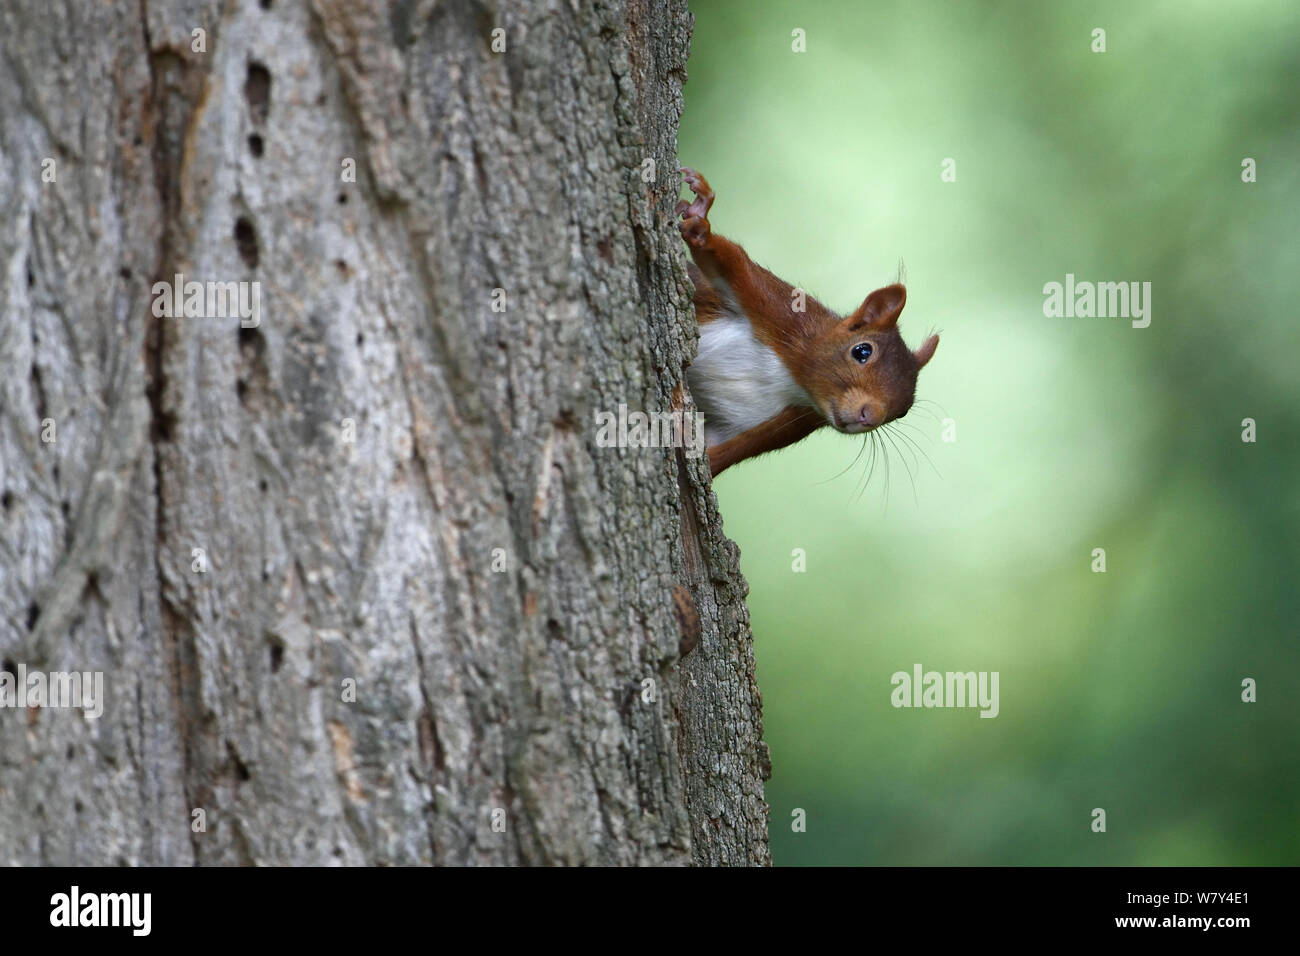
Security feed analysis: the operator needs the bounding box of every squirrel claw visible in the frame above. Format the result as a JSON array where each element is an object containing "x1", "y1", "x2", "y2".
[{"x1": 678, "y1": 166, "x2": 714, "y2": 221}]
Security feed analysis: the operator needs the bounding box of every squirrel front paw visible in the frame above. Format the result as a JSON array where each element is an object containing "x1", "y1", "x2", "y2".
[
  {"x1": 678, "y1": 213, "x2": 710, "y2": 247},
  {"x1": 677, "y1": 166, "x2": 714, "y2": 248},
  {"x1": 678, "y1": 167, "x2": 714, "y2": 218}
]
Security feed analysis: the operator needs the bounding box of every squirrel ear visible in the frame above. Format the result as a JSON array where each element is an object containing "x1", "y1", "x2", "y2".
[
  {"x1": 848, "y1": 284, "x2": 906, "y2": 329},
  {"x1": 914, "y1": 333, "x2": 939, "y2": 369}
]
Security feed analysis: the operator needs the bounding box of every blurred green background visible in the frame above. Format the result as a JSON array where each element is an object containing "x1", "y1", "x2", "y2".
[{"x1": 681, "y1": 0, "x2": 1299, "y2": 865}]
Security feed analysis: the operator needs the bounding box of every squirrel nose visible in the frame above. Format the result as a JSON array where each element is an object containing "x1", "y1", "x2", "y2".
[{"x1": 858, "y1": 405, "x2": 880, "y2": 428}]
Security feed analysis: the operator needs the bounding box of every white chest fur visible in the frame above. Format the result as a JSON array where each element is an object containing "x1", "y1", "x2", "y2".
[{"x1": 687, "y1": 315, "x2": 813, "y2": 445}]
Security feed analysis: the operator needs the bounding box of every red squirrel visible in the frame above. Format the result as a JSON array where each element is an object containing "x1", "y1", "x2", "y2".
[{"x1": 677, "y1": 167, "x2": 939, "y2": 478}]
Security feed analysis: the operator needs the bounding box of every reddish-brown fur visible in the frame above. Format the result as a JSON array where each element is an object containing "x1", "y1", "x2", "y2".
[{"x1": 678, "y1": 168, "x2": 939, "y2": 477}]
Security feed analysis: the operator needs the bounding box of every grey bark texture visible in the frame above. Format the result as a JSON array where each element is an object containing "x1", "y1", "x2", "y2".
[{"x1": 0, "y1": 0, "x2": 771, "y2": 865}]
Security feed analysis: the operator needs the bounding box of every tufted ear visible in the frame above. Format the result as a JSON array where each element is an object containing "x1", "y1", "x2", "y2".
[
  {"x1": 846, "y1": 283, "x2": 906, "y2": 330},
  {"x1": 914, "y1": 333, "x2": 939, "y2": 369}
]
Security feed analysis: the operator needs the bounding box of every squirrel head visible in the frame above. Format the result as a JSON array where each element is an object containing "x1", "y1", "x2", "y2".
[{"x1": 798, "y1": 284, "x2": 939, "y2": 434}]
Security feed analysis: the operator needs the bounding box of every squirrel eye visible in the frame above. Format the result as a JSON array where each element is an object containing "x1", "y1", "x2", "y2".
[{"x1": 851, "y1": 342, "x2": 873, "y2": 364}]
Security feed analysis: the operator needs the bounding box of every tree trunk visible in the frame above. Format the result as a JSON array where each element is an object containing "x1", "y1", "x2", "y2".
[{"x1": 0, "y1": 0, "x2": 770, "y2": 865}]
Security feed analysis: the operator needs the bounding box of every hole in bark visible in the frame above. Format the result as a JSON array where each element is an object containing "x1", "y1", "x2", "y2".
[
  {"x1": 66, "y1": 745, "x2": 74, "y2": 760},
  {"x1": 234, "y1": 216, "x2": 259, "y2": 268},
  {"x1": 60, "y1": 499, "x2": 70, "y2": 519},
  {"x1": 260, "y1": 0, "x2": 272, "y2": 9},
  {"x1": 356, "y1": 332, "x2": 364, "y2": 346},
  {"x1": 248, "y1": 133, "x2": 264, "y2": 157},
  {"x1": 418, "y1": 705, "x2": 445, "y2": 775},
  {"x1": 31, "y1": 364, "x2": 46, "y2": 418},
  {"x1": 154, "y1": 409, "x2": 177, "y2": 443},
  {"x1": 258, "y1": 478, "x2": 268, "y2": 493},
  {"x1": 243, "y1": 62, "x2": 271, "y2": 125},
  {"x1": 239, "y1": 324, "x2": 264, "y2": 358},
  {"x1": 337, "y1": 192, "x2": 347, "y2": 205},
  {"x1": 26, "y1": 261, "x2": 34, "y2": 287},
  {"x1": 269, "y1": 640, "x2": 284, "y2": 673},
  {"x1": 334, "y1": 259, "x2": 349, "y2": 277},
  {"x1": 227, "y1": 742, "x2": 251, "y2": 781},
  {"x1": 237, "y1": 326, "x2": 269, "y2": 411},
  {"x1": 1, "y1": 491, "x2": 11, "y2": 511},
  {"x1": 119, "y1": 268, "x2": 131, "y2": 281},
  {"x1": 24, "y1": 603, "x2": 39, "y2": 631},
  {"x1": 2, "y1": 658, "x2": 16, "y2": 675}
]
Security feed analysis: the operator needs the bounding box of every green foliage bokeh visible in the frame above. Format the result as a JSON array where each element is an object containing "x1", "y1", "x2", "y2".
[{"x1": 680, "y1": 0, "x2": 1300, "y2": 865}]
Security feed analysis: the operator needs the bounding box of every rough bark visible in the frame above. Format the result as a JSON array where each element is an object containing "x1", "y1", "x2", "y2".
[{"x1": 0, "y1": 0, "x2": 769, "y2": 865}]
